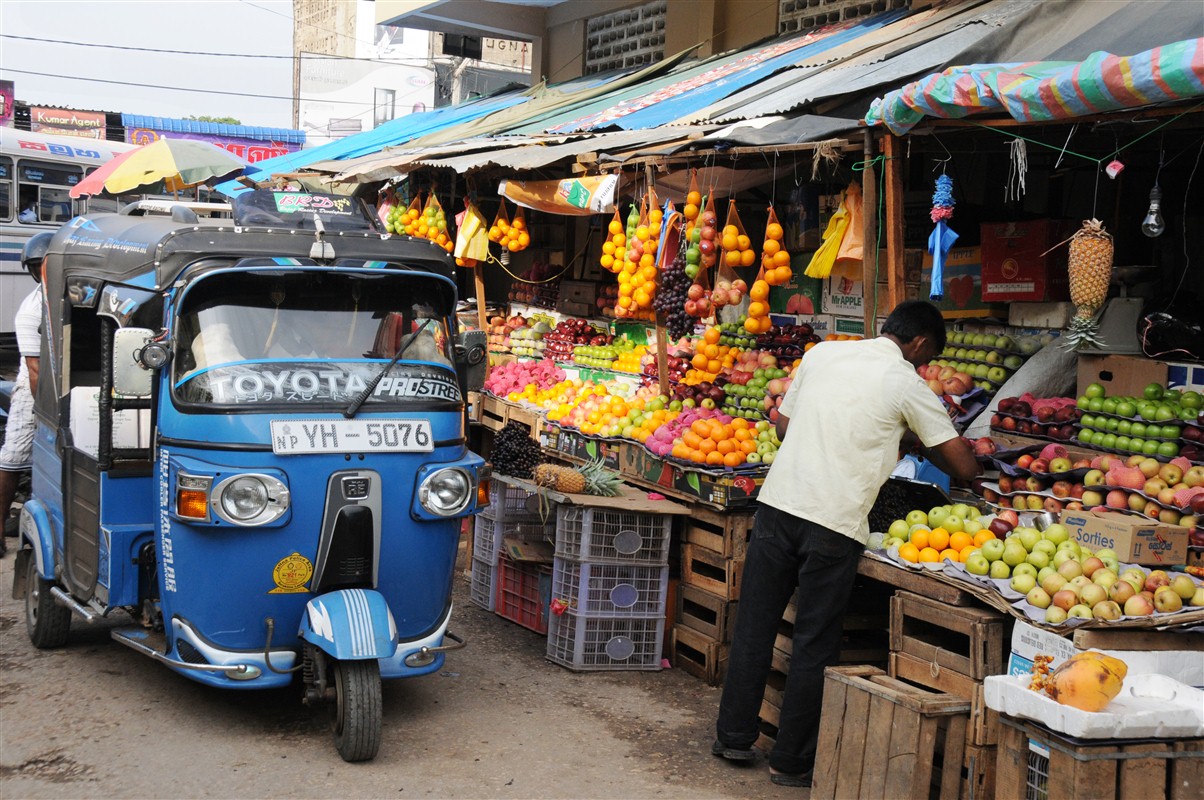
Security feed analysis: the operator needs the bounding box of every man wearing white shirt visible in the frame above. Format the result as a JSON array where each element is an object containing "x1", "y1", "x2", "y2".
[
  {"x1": 1, "y1": 233, "x2": 52, "y2": 555},
  {"x1": 712, "y1": 300, "x2": 978, "y2": 788}
]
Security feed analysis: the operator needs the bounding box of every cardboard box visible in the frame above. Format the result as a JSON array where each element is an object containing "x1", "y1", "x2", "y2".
[
  {"x1": 980, "y1": 220, "x2": 1071, "y2": 302},
  {"x1": 1077, "y1": 353, "x2": 1168, "y2": 397},
  {"x1": 820, "y1": 277, "x2": 918, "y2": 318},
  {"x1": 1009, "y1": 621, "x2": 1204, "y2": 687},
  {"x1": 1167, "y1": 361, "x2": 1204, "y2": 393},
  {"x1": 769, "y1": 256, "x2": 822, "y2": 315},
  {"x1": 920, "y1": 246, "x2": 993, "y2": 318},
  {"x1": 559, "y1": 280, "x2": 598, "y2": 305},
  {"x1": 1008, "y1": 301, "x2": 1074, "y2": 329},
  {"x1": 1058, "y1": 509, "x2": 1188, "y2": 566}
]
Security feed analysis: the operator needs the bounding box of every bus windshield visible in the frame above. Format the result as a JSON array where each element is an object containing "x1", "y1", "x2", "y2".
[{"x1": 173, "y1": 269, "x2": 458, "y2": 410}]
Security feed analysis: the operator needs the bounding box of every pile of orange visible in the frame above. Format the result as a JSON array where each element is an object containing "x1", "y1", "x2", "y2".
[
  {"x1": 744, "y1": 280, "x2": 772, "y2": 333},
  {"x1": 897, "y1": 527, "x2": 997, "y2": 564},
  {"x1": 687, "y1": 327, "x2": 739, "y2": 379},
  {"x1": 824, "y1": 333, "x2": 864, "y2": 342},
  {"x1": 670, "y1": 417, "x2": 759, "y2": 467},
  {"x1": 721, "y1": 224, "x2": 757, "y2": 269}
]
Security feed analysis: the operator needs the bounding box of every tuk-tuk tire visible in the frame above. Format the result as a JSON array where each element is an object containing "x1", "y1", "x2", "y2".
[
  {"x1": 332, "y1": 659, "x2": 382, "y2": 763},
  {"x1": 24, "y1": 552, "x2": 71, "y2": 649}
]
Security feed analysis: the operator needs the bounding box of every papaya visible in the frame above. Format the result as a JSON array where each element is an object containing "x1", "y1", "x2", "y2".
[{"x1": 1047, "y1": 651, "x2": 1127, "y2": 712}]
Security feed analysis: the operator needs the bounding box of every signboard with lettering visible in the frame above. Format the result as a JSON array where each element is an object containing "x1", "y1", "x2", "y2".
[
  {"x1": 126, "y1": 128, "x2": 299, "y2": 163},
  {"x1": 30, "y1": 106, "x2": 106, "y2": 139}
]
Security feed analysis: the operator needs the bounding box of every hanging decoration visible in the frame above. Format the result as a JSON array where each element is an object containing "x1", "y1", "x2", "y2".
[
  {"x1": 761, "y1": 206, "x2": 793, "y2": 286},
  {"x1": 927, "y1": 173, "x2": 958, "y2": 301},
  {"x1": 803, "y1": 190, "x2": 849, "y2": 279}
]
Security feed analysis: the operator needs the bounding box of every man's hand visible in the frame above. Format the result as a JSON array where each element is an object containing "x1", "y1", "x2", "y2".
[
  {"x1": 26, "y1": 356, "x2": 39, "y2": 395},
  {"x1": 926, "y1": 436, "x2": 979, "y2": 483}
]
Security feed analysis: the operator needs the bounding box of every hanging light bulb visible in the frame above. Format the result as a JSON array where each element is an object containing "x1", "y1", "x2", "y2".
[{"x1": 1141, "y1": 184, "x2": 1165, "y2": 238}]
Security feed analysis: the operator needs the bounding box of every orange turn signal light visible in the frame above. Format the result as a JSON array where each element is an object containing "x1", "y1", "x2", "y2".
[
  {"x1": 177, "y1": 489, "x2": 209, "y2": 519},
  {"x1": 477, "y1": 479, "x2": 491, "y2": 508}
]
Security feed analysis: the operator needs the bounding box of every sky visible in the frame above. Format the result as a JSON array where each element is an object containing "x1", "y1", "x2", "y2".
[{"x1": 0, "y1": 0, "x2": 299, "y2": 129}]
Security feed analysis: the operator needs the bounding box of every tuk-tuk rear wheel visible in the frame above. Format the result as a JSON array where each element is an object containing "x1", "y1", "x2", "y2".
[
  {"x1": 24, "y1": 552, "x2": 71, "y2": 649},
  {"x1": 332, "y1": 659, "x2": 382, "y2": 762}
]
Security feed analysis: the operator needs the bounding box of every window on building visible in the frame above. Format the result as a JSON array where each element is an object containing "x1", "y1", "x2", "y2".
[
  {"x1": 777, "y1": 0, "x2": 908, "y2": 35},
  {"x1": 374, "y1": 88, "x2": 397, "y2": 128}
]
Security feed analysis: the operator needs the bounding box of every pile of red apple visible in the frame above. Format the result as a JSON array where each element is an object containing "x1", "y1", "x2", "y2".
[
  {"x1": 755, "y1": 323, "x2": 820, "y2": 359},
  {"x1": 918, "y1": 364, "x2": 975, "y2": 397},
  {"x1": 542, "y1": 319, "x2": 607, "y2": 361},
  {"x1": 991, "y1": 396, "x2": 1082, "y2": 440}
]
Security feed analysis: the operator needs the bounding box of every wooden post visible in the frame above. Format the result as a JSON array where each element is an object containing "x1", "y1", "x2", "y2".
[
  {"x1": 883, "y1": 134, "x2": 905, "y2": 316},
  {"x1": 474, "y1": 265, "x2": 488, "y2": 334},
  {"x1": 862, "y1": 131, "x2": 879, "y2": 336}
]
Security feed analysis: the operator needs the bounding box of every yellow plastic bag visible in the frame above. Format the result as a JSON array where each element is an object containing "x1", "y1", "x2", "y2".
[
  {"x1": 833, "y1": 182, "x2": 864, "y2": 279},
  {"x1": 454, "y1": 200, "x2": 489, "y2": 266},
  {"x1": 803, "y1": 200, "x2": 849, "y2": 279}
]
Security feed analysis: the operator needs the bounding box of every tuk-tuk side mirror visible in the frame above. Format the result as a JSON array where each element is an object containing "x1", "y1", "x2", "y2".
[
  {"x1": 455, "y1": 331, "x2": 487, "y2": 394},
  {"x1": 113, "y1": 327, "x2": 160, "y2": 397}
]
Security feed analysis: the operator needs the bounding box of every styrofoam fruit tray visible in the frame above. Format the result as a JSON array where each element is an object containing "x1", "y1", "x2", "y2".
[{"x1": 984, "y1": 673, "x2": 1204, "y2": 739}]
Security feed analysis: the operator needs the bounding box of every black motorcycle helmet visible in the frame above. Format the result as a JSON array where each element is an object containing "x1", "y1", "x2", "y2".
[{"x1": 21, "y1": 232, "x2": 53, "y2": 284}]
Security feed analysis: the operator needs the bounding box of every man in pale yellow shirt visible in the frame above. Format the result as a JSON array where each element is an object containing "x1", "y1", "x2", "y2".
[{"x1": 713, "y1": 300, "x2": 978, "y2": 788}]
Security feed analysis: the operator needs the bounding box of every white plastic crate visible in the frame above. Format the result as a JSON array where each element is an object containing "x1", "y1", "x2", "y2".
[
  {"x1": 472, "y1": 514, "x2": 553, "y2": 564},
  {"x1": 545, "y1": 613, "x2": 664, "y2": 671},
  {"x1": 469, "y1": 556, "x2": 498, "y2": 612},
  {"x1": 482, "y1": 477, "x2": 550, "y2": 524},
  {"x1": 554, "y1": 505, "x2": 672, "y2": 565},
  {"x1": 551, "y1": 557, "x2": 668, "y2": 618}
]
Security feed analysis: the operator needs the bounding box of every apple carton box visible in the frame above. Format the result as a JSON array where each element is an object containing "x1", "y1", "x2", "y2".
[{"x1": 1058, "y1": 509, "x2": 1188, "y2": 566}]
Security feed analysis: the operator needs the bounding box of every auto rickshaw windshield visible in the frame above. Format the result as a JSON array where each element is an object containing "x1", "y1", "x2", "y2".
[{"x1": 172, "y1": 269, "x2": 459, "y2": 410}]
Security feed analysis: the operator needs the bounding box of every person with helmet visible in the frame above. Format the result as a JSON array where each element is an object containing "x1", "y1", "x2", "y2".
[{"x1": 0, "y1": 232, "x2": 53, "y2": 555}]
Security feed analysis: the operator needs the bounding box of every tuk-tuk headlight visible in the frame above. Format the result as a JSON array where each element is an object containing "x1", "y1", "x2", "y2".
[
  {"x1": 213, "y1": 474, "x2": 290, "y2": 526},
  {"x1": 418, "y1": 468, "x2": 473, "y2": 517}
]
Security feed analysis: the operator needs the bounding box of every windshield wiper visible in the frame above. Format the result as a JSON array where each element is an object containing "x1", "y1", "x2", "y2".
[{"x1": 343, "y1": 318, "x2": 435, "y2": 419}]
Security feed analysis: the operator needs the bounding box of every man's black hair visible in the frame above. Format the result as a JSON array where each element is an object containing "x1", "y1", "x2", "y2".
[{"x1": 881, "y1": 300, "x2": 946, "y2": 351}]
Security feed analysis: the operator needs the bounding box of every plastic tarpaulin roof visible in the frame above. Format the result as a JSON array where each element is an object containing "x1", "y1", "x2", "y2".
[
  {"x1": 543, "y1": 9, "x2": 908, "y2": 134},
  {"x1": 214, "y1": 92, "x2": 528, "y2": 195},
  {"x1": 866, "y1": 37, "x2": 1204, "y2": 135}
]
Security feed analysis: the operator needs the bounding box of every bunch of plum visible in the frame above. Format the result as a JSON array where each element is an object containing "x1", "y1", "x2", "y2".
[
  {"x1": 673, "y1": 380, "x2": 726, "y2": 409},
  {"x1": 642, "y1": 353, "x2": 689, "y2": 383},
  {"x1": 755, "y1": 323, "x2": 821, "y2": 358},
  {"x1": 542, "y1": 318, "x2": 607, "y2": 361}
]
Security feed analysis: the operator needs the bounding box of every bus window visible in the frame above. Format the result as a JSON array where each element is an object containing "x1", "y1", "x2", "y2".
[
  {"x1": 0, "y1": 156, "x2": 11, "y2": 220},
  {"x1": 18, "y1": 159, "x2": 81, "y2": 223}
]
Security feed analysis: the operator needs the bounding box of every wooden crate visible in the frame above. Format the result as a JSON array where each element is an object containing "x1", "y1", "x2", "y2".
[
  {"x1": 480, "y1": 395, "x2": 507, "y2": 432},
  {"x1": 971, "y1": 682, "x2": 1001, "y2": 747},
  {"x1": 858, "y1": 556, "x2": 976, "y2": 605},
  {"x1": 677, "y1": 584, "x2": 738, "y2": 643},
  {"x1": 891, "y1": 592, "x2": 1009, "y2": 683},
  {"x1": 995, "y1": 718, "x2": 1203, "y2": 800},
  {"x1": 964, "y1": 743, "x2": 996, "y2": 800},
  {"x1": 813, "y1": 665, "x2": 971, "y2": 800},
  {"x1": 683, "y1": 505, "x2": 755, "y2": 560},
  {"x1": 669, "y1": 623, "x2": 729, "y2": 686},
  {"x1": 681, "y1": 543, "x2": 742, "y2": 601}
]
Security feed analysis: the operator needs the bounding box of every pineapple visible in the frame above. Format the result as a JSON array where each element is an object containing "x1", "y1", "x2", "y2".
[
  {"x1": 532, "y1": 460, "x2": 622, "y2": 496},
  {"x1": 1063, "y1": 218, "x2": 1113, "y2": 350},
  {"x1": 533, "y1": 463, "x2": 586, "y2": 494}
]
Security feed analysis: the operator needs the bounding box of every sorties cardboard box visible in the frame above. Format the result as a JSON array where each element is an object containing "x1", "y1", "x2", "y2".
[{"x1": 1059, "y1": 509, "x2": 1188, "y2": 566}]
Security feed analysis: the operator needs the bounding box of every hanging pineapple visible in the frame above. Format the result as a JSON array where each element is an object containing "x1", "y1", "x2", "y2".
[{"x1": 1064, "y1": 218, "x2": 1114, "y2": 350}]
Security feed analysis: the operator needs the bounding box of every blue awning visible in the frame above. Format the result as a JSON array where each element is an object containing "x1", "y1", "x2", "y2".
[{"x1": 122, "y1": 114, "x2": 305, "y2": 144}]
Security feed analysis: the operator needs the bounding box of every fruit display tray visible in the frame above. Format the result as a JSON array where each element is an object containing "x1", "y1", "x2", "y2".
[{"x1": 984, "y1": 673, "x2": 1204, "y2": 739}]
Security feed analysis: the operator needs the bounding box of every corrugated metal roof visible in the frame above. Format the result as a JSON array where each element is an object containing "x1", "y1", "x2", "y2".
[{"x1": 122, "y1": 114, "x2": 306, "y2": 144}]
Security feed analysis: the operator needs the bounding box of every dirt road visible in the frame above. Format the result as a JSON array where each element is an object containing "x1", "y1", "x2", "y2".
[{"x1": 0, "y1": 551, "x2": 801, "y2": 799}]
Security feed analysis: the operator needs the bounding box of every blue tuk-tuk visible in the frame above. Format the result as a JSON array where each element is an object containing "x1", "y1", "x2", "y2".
[{"x1": 13, "y1": 191, "x2": 488, "y2": 761}]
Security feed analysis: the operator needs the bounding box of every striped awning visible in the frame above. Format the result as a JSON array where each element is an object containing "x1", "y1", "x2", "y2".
[{"x1": 865, "y1": 37, "x2": 1204, "y2": 135}]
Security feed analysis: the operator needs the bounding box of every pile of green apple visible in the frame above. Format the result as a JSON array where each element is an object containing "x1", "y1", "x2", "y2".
[{"x1": 993, "y1": 523, "x2": 1204, "y2": 623}]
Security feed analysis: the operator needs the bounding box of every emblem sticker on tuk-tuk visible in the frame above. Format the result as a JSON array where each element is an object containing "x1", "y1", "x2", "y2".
[{"x1": 270, "y1": 553, "x2": 314, "y2": 593}]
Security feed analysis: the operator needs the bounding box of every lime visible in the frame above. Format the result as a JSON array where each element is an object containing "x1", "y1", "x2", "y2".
[
  {"x1": 1143, "y1": 383, "x2": 1164, "y2": 401},
  {"x1": 1085, "y1": 383, "x2": 1106, "y2": 399},
  {"x1": 1157, "y1": 441, "x2": 1180, "y2": 458}
]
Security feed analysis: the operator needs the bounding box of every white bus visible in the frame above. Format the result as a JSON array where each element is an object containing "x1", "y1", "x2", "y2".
[{"x1": 0, "y1": 127, "x2": 134, "y2": 346}]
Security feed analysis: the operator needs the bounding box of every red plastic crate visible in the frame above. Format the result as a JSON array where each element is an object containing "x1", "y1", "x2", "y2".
[{"x1": 494, "y1": 554, "x2": 552, "y2": 634}]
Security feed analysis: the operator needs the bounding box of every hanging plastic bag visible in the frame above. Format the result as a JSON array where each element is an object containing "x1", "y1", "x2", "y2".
[
  {"x1": 683, "y1": 169, "x2": 702, "y2": 237},
  {"x1": 601, "y1": 208, "x2": 625, "y2": 273},
  {"x1": 832, "y1": 182, "x2": 864, "y2": 280},
  {"x1": 454, "y1": 199, "x2": 489, "y2": 267},
  {"x1": 488, "y1": 201, "x2": 511, "y2": 244},
  {"x1": 720, "y1": 199, "x2": 756, "y2": 272},
  {"x1": 422, "y1": 193, "x2": 453, "y2": 252},
  {"x1": 803, "y1": 195, "x2": 849, "y2": 279},
  {"x1": 377, "y1": 186, "x2": 398, "y2": 231},
  {"x1": 401, "y1": 194, "x2": 423, "y2": 237}
]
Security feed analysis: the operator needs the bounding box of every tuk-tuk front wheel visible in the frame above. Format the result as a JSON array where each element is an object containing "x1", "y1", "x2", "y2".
[
  {"x1": 332, "y1": 659, "x2": 382, "y2": 762},
  {"x1": 24, "y1": 552, "x2": 71, "y2": 649}
]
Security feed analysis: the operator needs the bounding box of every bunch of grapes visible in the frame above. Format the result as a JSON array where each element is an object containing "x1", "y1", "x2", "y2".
[
  {"x1": 654, "y1": 244, "x2": 694, "y2": 340},
  {"x1": 490, "y1": 422, "x2": 544, "y2": 479}
]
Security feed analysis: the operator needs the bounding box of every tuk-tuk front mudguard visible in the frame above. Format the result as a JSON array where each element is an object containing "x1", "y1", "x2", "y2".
[
  {"x1": 13, "y1": 500, "x2": 56, "y2": 590},
  {"x1": 299, "y1": 588, "x2": 398, "y2": 661}
]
